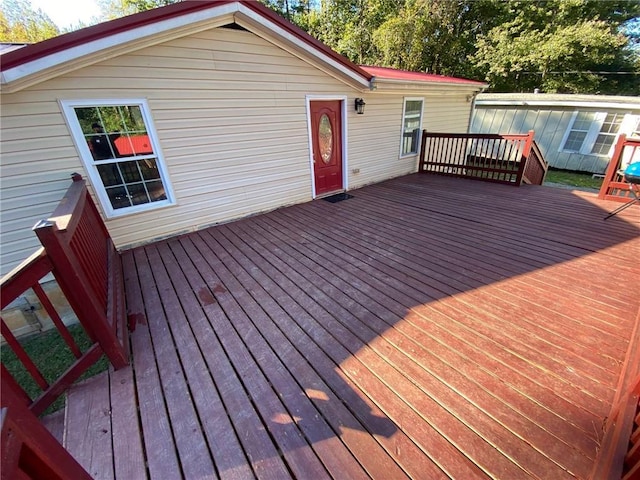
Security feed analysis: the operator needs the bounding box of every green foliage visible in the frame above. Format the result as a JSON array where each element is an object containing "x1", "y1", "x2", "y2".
[
  {"x1": 471, "y1": 0, "x2": 638, "y2": 94},
  {"x1": 75, "y1": 105, "x2": 147, "y2": 135},
  {"x1": 1, "y1": 324, "x2": 109, "y2": 415},
  {"x1": 260, "y1": 0, "x2": 316, "y2": 21},
  {"x1": 97, "y1": 0, "x2": 179, "y2": 20},
  {"x1": 301, "y1": 0, "x2": 639, "y2": 94},
  {"x1": 0, "y1": 0, "x2": 59, "y2": 42}
]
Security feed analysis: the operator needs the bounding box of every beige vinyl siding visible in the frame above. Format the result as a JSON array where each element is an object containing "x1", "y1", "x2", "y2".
[
  {"x1": 0, "y1": 97, "x2": 85, "y2": 273},
  {"x1": 0, "y1": 25, "x2": 477, "y2": 275},
  {"x1": 424, "y1": 94, "x2": 474, "y2": 133},
  {"x1": 349, "y1": 96, "x2": 404, "y2": 188},
  {"x1": 348, "y1": 93, "x2": 472, "y2": 189}
]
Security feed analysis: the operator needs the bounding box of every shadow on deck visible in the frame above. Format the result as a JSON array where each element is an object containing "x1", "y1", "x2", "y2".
[{"x1": 54, "y1": 174, "x2": 640, "y2": 479}]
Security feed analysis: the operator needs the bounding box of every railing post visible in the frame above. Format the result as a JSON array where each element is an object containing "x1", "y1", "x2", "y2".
[
  {"x1": 599, "y1": 134, "x2": 627, "y2": 200},
  {"x1": 515, "y1": 130, "x2": 535, "y2": 186},
  {"x1": 418, "y1": 129, "x2": 427, "y2": 173}
]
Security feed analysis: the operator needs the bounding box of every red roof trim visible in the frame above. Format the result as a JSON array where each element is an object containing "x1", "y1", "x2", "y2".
[
  {"x1": 360, "y1": 65, "x2": 486, "y2": 86},
  {"x1": 1, "y1": 0, "x2": 372, "y2": 82}
]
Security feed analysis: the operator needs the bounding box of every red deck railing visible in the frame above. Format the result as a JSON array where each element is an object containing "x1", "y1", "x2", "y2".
[
  {"x1": 590, "y1": 309, "x2": 640, "y2": 480},
  {"x1": 1, "y1": 174, "x2": 128, "y2": 416},
  {"x1": 1, "y1": 174, "x2": 130, "y2": 479},
  {"x1": 1, "y1": 386, "x2": 92, "y2": 480},
  {"x1": 418, "y1": 130, "x2": 548, "y2": 186},
  {"x1": 598, "y1": 134, "x2": 640, "y2": 203}
]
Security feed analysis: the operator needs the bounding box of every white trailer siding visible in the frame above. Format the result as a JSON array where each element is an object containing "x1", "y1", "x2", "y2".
[{"x1": 471, "y1": 94, "x2": 640, "y2": 174}]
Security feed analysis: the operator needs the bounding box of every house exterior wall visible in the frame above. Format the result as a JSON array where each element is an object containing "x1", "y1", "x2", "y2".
[
  {"x1": 470, "y1": 95, "x2": 640, "y2": 174},
  {"x1": 0, "y1": 26, "x2": 474, "y2": 276}
]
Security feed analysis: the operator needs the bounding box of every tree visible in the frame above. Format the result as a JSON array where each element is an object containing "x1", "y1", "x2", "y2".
[
  {"x1": 97, "y1": 0, "x2": 178, "y2": 20},
  {"x1": 304, "y1": 0, "x2": 400, "y2": 64},
  {"x1": 470, "y1": 0, "x2": 640, "y2": 94},
  {"x1": 0, "y1": 0, "x2": 59, "y2": 43},
  {"x1": 261, "y1": 0, "x2": 317, "y2": 21},
  {"x1": 373, "y1": 0, "x2": 499, "y2": 76},
  {"x1": 305, "y1": 0, "x2": 504, "y2": 77}
]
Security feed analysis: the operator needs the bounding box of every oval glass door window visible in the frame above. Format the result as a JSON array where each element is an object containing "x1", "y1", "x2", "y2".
[{"x1": 318, "y1": 114, "x2": 333, "y2": 164}]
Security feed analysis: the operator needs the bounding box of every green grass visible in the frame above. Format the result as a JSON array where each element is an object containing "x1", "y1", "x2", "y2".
[
  {"x1": 1, "y1": 323, "x2": 109, "y2": 415},
  {"x1": 544, "y1": 169, "x2": 603, "y2": 190}
]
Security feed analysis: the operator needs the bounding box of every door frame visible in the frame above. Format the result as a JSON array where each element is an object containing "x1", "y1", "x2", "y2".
[{"x1": 306, "y1": 95, "x2": 348, "y2": 198}]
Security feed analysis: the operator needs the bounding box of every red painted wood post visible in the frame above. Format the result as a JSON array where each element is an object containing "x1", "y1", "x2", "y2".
[
  {"x1": 1, "y1": 373, "x2": 93, "y2": 480},
  {"x1": 515, "y1": 130, "x2": 535, "y2": 186},
  {"x1": 599, "y1": 134, "x2": 627, "y2": 200},
  {"x1": 418, "y1": 129, "x2": 427, "y2": 172}
]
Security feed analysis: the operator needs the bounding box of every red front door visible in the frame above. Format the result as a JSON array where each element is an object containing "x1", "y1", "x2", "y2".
[{"x1": 311, "y1": 100, "x2": 343, "y2": 196}]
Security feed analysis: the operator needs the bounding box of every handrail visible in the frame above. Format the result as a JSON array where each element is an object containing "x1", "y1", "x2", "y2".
[
  {"x1": 419, "y1": 130, "x2": 547, "y2": 186},
  {"x1": 33, "y1": 174, "x2": 128, "y2": 368},
  {"x1": 599, "y1": 134, "x2": 640, "y2": 203},
  {"x1": 590, "y1": 308, "x2": 640, "y2": 479}
]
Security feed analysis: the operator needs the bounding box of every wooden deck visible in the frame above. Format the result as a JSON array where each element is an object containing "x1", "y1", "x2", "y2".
[{"x1": 52, "y1": 174, "x2": 640, "y2": 479}]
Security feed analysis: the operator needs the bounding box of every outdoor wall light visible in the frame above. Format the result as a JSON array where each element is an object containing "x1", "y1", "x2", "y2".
[{"x1": 355, "y1": 98, "x2": 366, "y2": 114}]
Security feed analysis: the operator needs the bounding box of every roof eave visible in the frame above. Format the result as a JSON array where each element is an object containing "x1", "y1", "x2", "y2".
[{"x1": 371, "y1": 77, "x2": 488, "y2": 93}]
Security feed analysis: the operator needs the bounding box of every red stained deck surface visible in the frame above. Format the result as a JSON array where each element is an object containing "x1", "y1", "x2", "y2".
[{"x1": 54, "y1": 174, "x2": 640, "y2": 479}]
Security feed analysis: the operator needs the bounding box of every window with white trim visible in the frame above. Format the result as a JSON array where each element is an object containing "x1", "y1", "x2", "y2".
[
  {"x1": 401, "y1": 98, "x2": 424, "y2": 156},
  {"x1": 590, "y1": 113, "x2": 625, "y2": 155},
  {"x1": 61, "y1": 100, "x2": 175, "y2": 218},
  {"x1": 562, "y1": 111, "x2": 594, "y2": 152},
  {"x1": 561, "y1": 111, "x2": 639, "y2": 157}
]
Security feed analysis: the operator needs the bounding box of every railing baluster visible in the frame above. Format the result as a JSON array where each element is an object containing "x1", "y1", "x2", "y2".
[
  {"x1": 31, "y1": 283, "x2": 82, "y2": 359},
  {"x1": 0, "y1": 318, "x2": 49, "y2": 390}
]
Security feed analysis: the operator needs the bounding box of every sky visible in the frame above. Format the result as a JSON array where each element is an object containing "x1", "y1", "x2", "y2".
[{"x1": 30, "y1": 0, "x2": 102, "y2": 29}]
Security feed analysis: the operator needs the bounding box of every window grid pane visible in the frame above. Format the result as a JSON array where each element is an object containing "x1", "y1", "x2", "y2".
[
  {"x1": 563, "y1": 112, "x2": 594, "y2": 152},
  {"x1": 564, "y1": 131, "x2": 587, "y2": 152},
  {"x1": 402, "y1": 100, "x2": 423, "y2": 155},
  {"x1": 73, "y1": 103, "x2": 168, "y2": 212},
  {"x1": 590, "y1": 113, "x2": 624, "y2": 155},
  {"x1": 591, "y1": 134, "x2": 615, "y2": 155}
]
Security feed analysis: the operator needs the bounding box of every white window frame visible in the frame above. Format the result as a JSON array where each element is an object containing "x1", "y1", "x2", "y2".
[
  {"x1": 400, "y1": 97, "x2": 424, "y2": 157},
  {"x1": 560, "y1": 110, "x2": 639, "y2": 157},
  {"x1": 60, "y1": 99, "x2": 175, "y2": 218}
]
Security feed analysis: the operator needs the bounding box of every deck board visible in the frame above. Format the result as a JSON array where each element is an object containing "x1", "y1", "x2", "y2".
[
  {"x1": 108, "y1": 365, "x2": 146, "y2": 480},
  {"x1": 123, "y1": 250, "x2": 182, "y2": 480},
  {"x1": 61, "y1": 174, "x2": 639, "y2": 479},
  {"x1": 65, "y1": 371, "x2": 114, "y2": 480}
]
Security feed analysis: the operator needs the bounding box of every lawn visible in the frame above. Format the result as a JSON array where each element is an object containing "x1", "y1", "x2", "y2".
[
  {"x1": 1, "y1": 323, "x2": 109, "y2": 415},
  {"x1": 544, "y1": 168, "x2": 604, "y2": 190}
]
